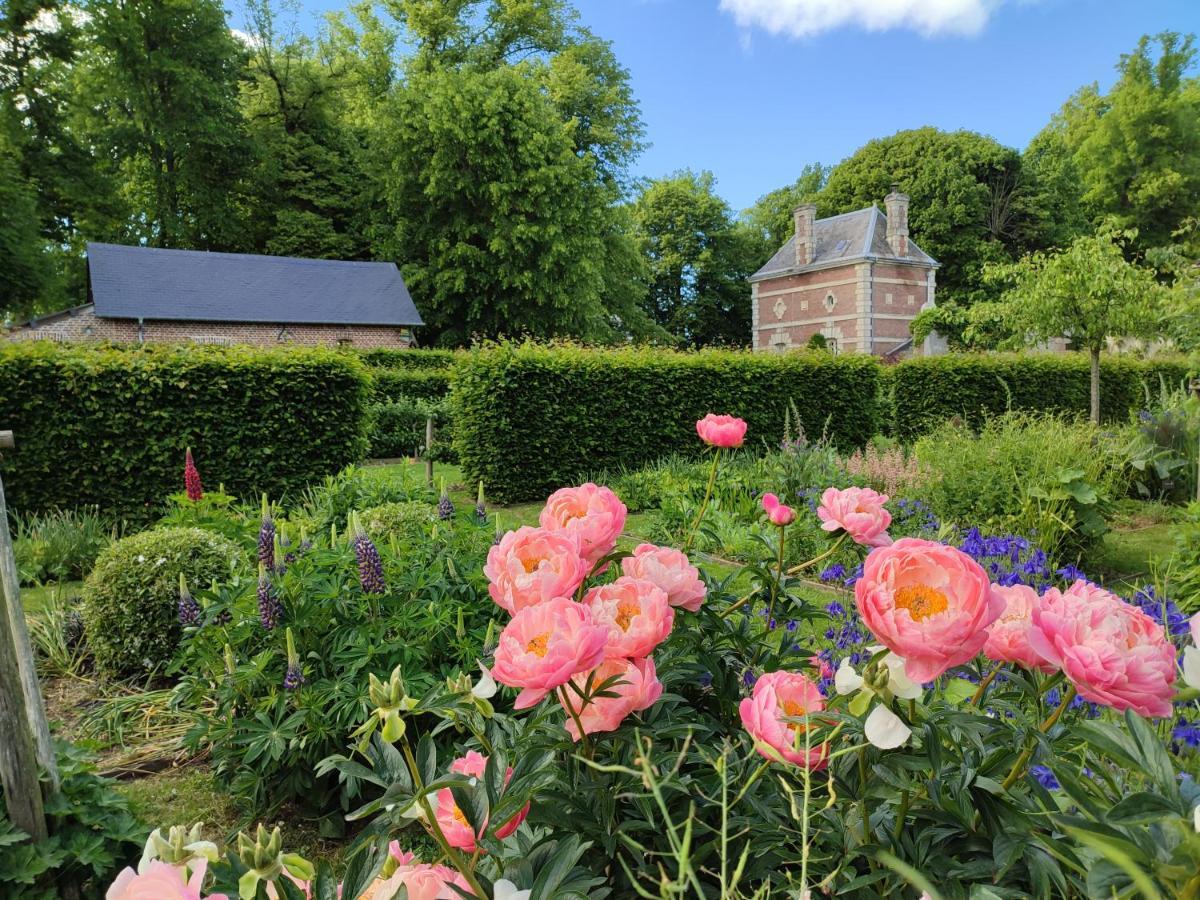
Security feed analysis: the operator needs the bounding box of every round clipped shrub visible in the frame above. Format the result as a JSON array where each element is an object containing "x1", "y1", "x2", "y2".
[
  {"x1": 360, "y1": 500, "x2": 435, "y2": 541},
  {"x1": 82, "y1": 526, "x2": 241, "y2": 678}
]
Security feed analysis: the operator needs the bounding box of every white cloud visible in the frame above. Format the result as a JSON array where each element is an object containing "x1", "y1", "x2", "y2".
[
  {"x1": 719, "y1": 0, "x2": 1007, "y2": 39},
  {"x1": 230, "y1": 28, "x2": 263, "y2": 48}
]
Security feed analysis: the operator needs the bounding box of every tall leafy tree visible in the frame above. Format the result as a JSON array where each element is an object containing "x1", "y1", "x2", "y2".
[
  {"x1": 632, "y1": 170, "x2": 761, "y2": 347},
  {"x1": 1038, "y1": 32, "x2": 1200, "y2": 254},
  {"x1": 0, "y1": 114, "x2": 49, "y2": 317},
  {"x1": 241, "y1": 0, "x2": 371, "y2": 259},
  {"x1": 743, "y1": 163, "x2": 829, "y2": 247},
  {"x1": 76, "y1": 0, "x2": 253, "y2": 249},
  {"x1": 971, "y1": 232, "x2": 1167, "y2": 423}
]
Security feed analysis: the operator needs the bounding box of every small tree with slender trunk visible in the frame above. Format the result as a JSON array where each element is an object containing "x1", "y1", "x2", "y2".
[{"x1": 971, "y1": 231, "x2": 1166, "y2": 423}]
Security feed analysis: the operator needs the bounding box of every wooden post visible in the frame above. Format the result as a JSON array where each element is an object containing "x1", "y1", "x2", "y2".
[
  {"x1": 424, "y1": 417, "x2": 435, "y2": 487},
  {"x1": 0, "y1": 430, "x2": 59, "y2": 793},
  {"x1": 0, "y1": 434, "x2": 48, "y2": 839}
]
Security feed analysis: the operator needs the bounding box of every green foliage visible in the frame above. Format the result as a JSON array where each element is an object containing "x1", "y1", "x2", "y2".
[
  {"x1": 890, "y1": 352, "x2": 1192, "y2": 441},
  {"x1": 359, "y1": 348, "x2": 457, "y2": 370},
  {"x1": 630, "y1": 169, "x2": 764, "y2": 346},
  {"x1": 1040, "y1": 32, "x2": 1200, "y2": 254},
  {"x1": 1172, "y1": 503, "x2": 1200, "y2": 609},
  {"x1": 0, "y1": 117, "x2": 52, "y2": 319},
  {"x1": 13, "y1": 507, "x2": 114, "y2": 585},
  {"x1": 0, "y1": 342, "x2": 371, "y2": 518},
  {"x1": 915, "y1": 413, "x2": 1128, "y2": 557},
  {"x1": 452, "y1": 342, "x2": 880, "y2": 503},
  {"x1": 367, "y1": 398, "x2": 455, "y2": 462},
  {"x1": 358, "y1": 500, "x2": 435, "y2": 541},
  {"x1": 0, "y1": 742, "x2": 145, "y2": 899},
  {"x1": 295, "y1": 464, "x2": 432, "y2": 536},
  {"x1": 368, "y1": 368, "x2": 451, "y2": 403},
  {"x1": 174, "y1": 511, "x2": 498, "y2": 815},
  {"x1": 742, "y1": 162, "x2": 829, "y2": 247},
  {"x1": 82, "y1": 526, "x2": 241, "y2": 678},
  {"x1": 1121, "y1": 382, "x2": 1200, "y2": 503}
]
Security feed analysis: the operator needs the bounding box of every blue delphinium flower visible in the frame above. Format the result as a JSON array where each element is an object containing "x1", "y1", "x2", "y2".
[
  {"x1": 820, "y1": 565, "x2": 846, "y2": 583},
  {"x1": 1031, "y1": 766, "x2": 1060, "y2": 790},
  {"x1": 741, "y1": 670, "x2": 757, "y2": 687},
  {"x1": 1172, "y1": 719, "x2": 1200, "y2": 750}
]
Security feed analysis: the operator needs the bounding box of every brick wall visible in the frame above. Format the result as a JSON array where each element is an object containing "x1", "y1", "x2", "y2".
[{"x1": 4, "y1": 306, "x2": 415, "y2": 349}]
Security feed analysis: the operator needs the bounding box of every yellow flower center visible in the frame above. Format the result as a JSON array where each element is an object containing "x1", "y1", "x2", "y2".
[
  {"x1": 453, "y1": 804, "x2": 469, "y2": 828},
  {"x1": 614, "y1": 599, "x2": 641, "y2": 631},
  {"x1": 781, "y1": 700, "x2": 808, "y2": 718},
  {"x1": 521, "y1": 555, "x2": 545, "y2": 574},
  {"x1": 525, "y1": 633, "x2": 550, "y2": 657},
  {"x1": 894, "y1": 583, "x2": 949, "y2": 621}
]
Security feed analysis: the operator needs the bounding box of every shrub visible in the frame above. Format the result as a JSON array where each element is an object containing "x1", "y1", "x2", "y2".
[
  {"x1": 366, "y1": 398, "x2": 456, "y2": 462},
  {"x1": 891, "y1": 352, "x2": 1192, "y2": 441},
  {"x1": 452, "y1": 342, "x2": 880, "y2": 503},
  {"x1": 368, "y1": 368, "x2": 452, "y2": 403},
  {"x1": 82, "y1": 526, "x2": 242, "y2": 678},
  {"x1": 359, "y1": 348, "x2": 457, "y2": 370},
  {"x1": 359, "y1": 500, "x2": 435, "y2": 541},
  {"x1": 915, "y1": 412, "x2": 1128, "y2": 559},
  {"x1": 1172, "y1": 502, "x2": 1200, "y2": 610},
  {"x1": 0, "y1": 342, "x2": 371, "y2": 519},
  {"x1": 13, "y1": 506, "x2": 115, "y2": 585}
]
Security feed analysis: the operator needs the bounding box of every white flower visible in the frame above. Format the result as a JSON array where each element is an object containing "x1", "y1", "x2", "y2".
[
  {"x1": 880, "y1": 653, "x2": 922, "y2": 700},
  {"x1": 493, "y1": 879, "x2": 532, "y2": 900},
  {"x1": 471, "y1": 662, "x2": 497, "y2": 699},
  {"x1": 835, "y1": 658, "x2": 864, "y2": 695},
  {"x1": 135, "y1": 554, "x2": 146, "y2": 563},
  {"x1": 864, "y1": 704, "x2": 911, "y2": 750},
  {"x1": 1184, "y1": 646, "x2": 1200, "y2": 691}
]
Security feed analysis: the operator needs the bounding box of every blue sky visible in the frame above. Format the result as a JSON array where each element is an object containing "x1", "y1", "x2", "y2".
[{"x1": 265, "y1": 0, "x2": 1199, "y2": 211}]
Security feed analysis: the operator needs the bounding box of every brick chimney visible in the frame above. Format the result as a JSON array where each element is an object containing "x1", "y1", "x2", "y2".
[
  {"x1": 793, "y1": 203, "x2": 816, "y2": 267},
  {"x1": 884, "y1": 185, "x2": 909, "y2": 257}
]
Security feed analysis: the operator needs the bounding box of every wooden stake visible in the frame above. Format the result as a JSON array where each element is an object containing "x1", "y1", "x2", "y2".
[
  {"x1": 0, "y1": 429, "x2": 59, "y2": 793},
  {"x1": 425, "y1": 417, "x2": 435, "y2": 487}
]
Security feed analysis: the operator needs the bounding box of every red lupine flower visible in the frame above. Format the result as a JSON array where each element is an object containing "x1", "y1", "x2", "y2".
[{"x1": 184, "y1": 448, "x2": 203, "y2": 501}]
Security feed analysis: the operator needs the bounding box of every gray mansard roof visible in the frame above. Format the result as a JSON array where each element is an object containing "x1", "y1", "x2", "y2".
[
  {"x1": 86, "y1": 243, "x2": 423, "y2": 327},
  {"x1": 750, "y1": 206, "x2": 937, "y2": 282}
]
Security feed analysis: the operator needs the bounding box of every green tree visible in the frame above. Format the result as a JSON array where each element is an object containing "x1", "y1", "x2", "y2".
[
  {"x1": 820, "y1": 127, "x2": 1031, "y2": 308},
  {"x1": 377, "y1": 64, "x2": 613, "y2": 344},
  {"x1": 972, "y1": 232, "x2": 1167, "y2": 423},
  {"x1": 241, "y1": 0, "x2": 371, "y2": 260},
  {"x1": 743, "y1": 162, "x2": 829, "y2": 247},
  {"x1": 0, "y1": 116, "x2": 49, "y2": 318},
  {"x1": 76, "y1": 0, "x2": 254, "y2": 249},
  {"x1": 631, "y1": 170, "x2": 761, "y2": 347},
  {"x1": 1038, "y1": 32, "x2": 1200, "y2": 254}
]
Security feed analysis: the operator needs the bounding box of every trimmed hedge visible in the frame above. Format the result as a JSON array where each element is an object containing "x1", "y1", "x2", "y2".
[
  {"x1": 0, "y1": 343, "x2": 371, "y2": 518},
  {"x1": 369, "y1": 368, "x2": 452, "y2": 403},
  {"x1": 452, "y1": 343, "x2": 881, "y2": 503},
  {"x1": 891, "y1": 353, "x2": 1193, "y2": 441},
  {"x1": 367, "y1": 398, "x2": 456, "y2": 462},
  {"x1": 359, "y1": 348, "x2": 457, "y2": 370}
]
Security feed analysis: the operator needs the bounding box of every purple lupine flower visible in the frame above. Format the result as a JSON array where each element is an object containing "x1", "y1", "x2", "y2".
[
  {"x1": 353, "y1": 531, "x2": 386, "y2": 594},
  {"x1": 438, "y1": 493, "x2": 455, "y2": 521},
  {"x1": 258, "y1": 495, "x2": 276, "y2": 572},
  {"x1": 178, "y1": 575, "x2": 201, "y2": 627},
  {"x1": 257, "y1": 566, "x2": 282, "y2": 630}
]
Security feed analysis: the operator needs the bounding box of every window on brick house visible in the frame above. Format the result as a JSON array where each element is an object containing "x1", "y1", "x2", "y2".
[
  {"x1": 190, "y1": 335, "x2": 231, "y2": 346},
  {"x1": 338, "y1": 338, "x2": 354, "y2": 348},
  {"x1": 823, "y1": 292, "x2": 836, "y2": 311}
]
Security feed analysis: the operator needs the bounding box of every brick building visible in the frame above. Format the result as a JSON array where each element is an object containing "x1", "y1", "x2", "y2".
[
  {"x1": 749, "y1": 189, "x2": 942, "y2": 357},
  {"x1": 5, "y1": 243, "x2": 424, "y2": 348}
]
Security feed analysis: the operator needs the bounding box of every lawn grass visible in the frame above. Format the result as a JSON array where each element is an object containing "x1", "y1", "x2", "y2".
[{"x1": 20, "y1": 579, "x2": 84, "y2": 617}]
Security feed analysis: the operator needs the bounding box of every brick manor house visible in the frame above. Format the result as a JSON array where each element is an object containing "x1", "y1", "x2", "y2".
[
  {"x1": 749, "y1": 188, "x2": 942, "y2": 357},
  {"x1": 5, "y1": 243, "x2": 424, "y2": 349}
]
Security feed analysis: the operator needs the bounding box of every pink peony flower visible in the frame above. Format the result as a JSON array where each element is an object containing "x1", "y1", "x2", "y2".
[
  {"x1": 620, "y1": 543, "x2": 706, "y2": 612},
  {"x1": 491, "y1": 597, "x2": 608, "y2": 709},
  {"x1": 484, "y1": 526, "x2": 589, "y2": 615},
  {"x1": 107, "y1": 860, "x2": 226, "y2": 900},
  {"x1": 739, "y1": 671, "x2": 827, "y2": 769},
  {"x1": 810, "y1": 655, "x2": 835, "y2": 680},
  {"x1": 696, "y1": 414, "x2": 747, "y2": 448},
  {"x1": 365, "y1": 855, "x2": 471, "y2": 900},
  {"x1": 855, "y1": 538, "x2": 1003, "y2": 683},
  {"x1": 984, "y1": 584, "x2": 1052, "y2": 672},
  {"x1": 1028, "y1": 580, "x2": 1177, "y2": 718},
  {"x1": 761, "y1": 492, "x2": 796, "y2": 526},
  {"x1": 584, "y1": 577, "x2": 674, "y2": 659},
  {"x1": 539, "y1": 483, "x2": 627, "y2": 567},
  {"x1": 559, "y1": 656, "x2": 663, "y2": 741},
  {"x1": 816, "y1": 487, "x2": 893, "y2": 548},
  {"x1": 435, "y1": 751, "x2": 529, "y2": 851}
]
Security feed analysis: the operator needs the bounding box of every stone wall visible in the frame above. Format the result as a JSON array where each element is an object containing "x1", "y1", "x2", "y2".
[{"x1": 5, "y1": 305, "x2": 415, "y2": 349}]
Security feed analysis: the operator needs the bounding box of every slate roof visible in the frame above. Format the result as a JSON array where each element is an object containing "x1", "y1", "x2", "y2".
[
  {"x1": 86, "y1": 243, "x2": 423, "y2": 327},
  {"x1": 750, "y1": 206, "x2": 937, "y2": 281}
]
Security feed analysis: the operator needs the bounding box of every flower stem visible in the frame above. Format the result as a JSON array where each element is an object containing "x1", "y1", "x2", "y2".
[
  {"x1": 785, "y1": 532, "x2": 848, "y2": 575},
  {"x1": 559, "y1": 685, "x2": 591, "y2": 754},
  {"x1": 970, "y1": 664, "x2": 1001, "y2": 706},
  {"x1": 858, "y1": 746, "x2": 872, "y2": 849},
  {"x1": 1000, "y1": 684, "x2": 1077, "y2": 791},
  {"x1": 753, "y1": 524, "x2": 788, "y2": 667},
  {"x1": 683, "y1": 449, "x2": 721, "y2": 553}
]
